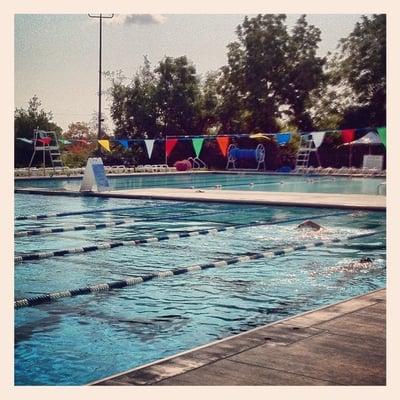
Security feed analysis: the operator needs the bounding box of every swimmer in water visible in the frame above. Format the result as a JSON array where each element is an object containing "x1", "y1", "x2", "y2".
[{"x1": 296, "y1": 220, "x2": 323, "y2": 231}]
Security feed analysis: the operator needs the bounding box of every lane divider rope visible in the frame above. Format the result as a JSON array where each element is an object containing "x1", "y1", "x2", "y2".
[
  {"x1": 14, "y1": 203, "x2": 182, "y2": 221},
  {"x1": 14, "y1": 230, "x2": 384, "y2": 309},
  {"x1": 14, "y1": 211, "x2": 351, "y2": 263},
  {"x1": 14, "y1": 219, "x2": 135, "y2": 238},
  {"x1": 14, "y1": 205, "x2": 267, "y2": 244}
]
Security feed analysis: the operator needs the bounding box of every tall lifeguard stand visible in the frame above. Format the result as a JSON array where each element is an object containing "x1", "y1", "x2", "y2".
[{"x1": 28, "y1": 128, "x2": 64, "y2": 172}]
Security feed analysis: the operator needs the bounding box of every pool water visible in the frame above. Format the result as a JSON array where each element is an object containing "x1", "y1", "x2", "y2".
[
  {"x1": 15, "y1": 173, "x2": 385, "y2": 195},
  {"x1": 14, "y1": 194, "x2": 386, "y2": 385}
]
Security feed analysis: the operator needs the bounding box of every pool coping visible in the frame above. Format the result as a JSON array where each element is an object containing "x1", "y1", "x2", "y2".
[
  {"x1": 14, "y1": 187, "x2": 386, "y2": 211},
  {"x1": 90, "y1": 287, "x2": 386, "y2": 386},
  {"x1": 14, "y1": 170, "x2": 386, "y2": 180}
]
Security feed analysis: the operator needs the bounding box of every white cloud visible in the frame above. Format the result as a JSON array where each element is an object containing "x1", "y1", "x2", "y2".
[{"x1": 109, "y1": 14, "x2": 167, "y2": 25}]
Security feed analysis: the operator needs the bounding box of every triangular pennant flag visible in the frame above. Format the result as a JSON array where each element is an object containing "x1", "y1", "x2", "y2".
[
  {"x1": 341, "y1": 129, "x2": 356, "y2": 144},
  {"x1": 144, "y1": 139, "x2": 155, "y2": 158},
  {"x1": 17, "y1": 138, "x2": 33, "y2": 144},
  {"x1": 311, "y1": 131, "x2": 326, "y2": 148},
  {"x1": 165, "y1": 138, "x2": 178, "y2": 158},
  {"x1": 216, "y1": 136, "x2": 230, "y2": 157},
  {"x1": 192, "y1": 138, "x2": 204, "y2": 158},
  {"x1": 277, "y1": 133, "x2": 291, "y2": 145},
  {"x1": 98, "y1": 139, "x2": 111, "y2": 152},
  {"x1": 118, "y1": 139, "x2": 129, "y2": 149},
  {"x1": 59, "y1": 139, "x2": 72, "y2": 145},
  {"x1": 37, "y1": 137, "x2": 52, "y2": 145},
  {"x1": 377, "y1": 127, "x2": 386, "y2": 147}
]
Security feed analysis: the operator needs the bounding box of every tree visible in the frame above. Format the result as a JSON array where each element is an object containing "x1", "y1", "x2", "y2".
[
  {"x1": 60, "y1": 121, "x2": 97, "y2": 167},
  {"x1": 107, "y1": 58, "x2": 160, "y2": 138},
  {"x1": 216, "y1": 42, "x2": 249, "y2": 133},
  {"x1": 154, "y1": 56, "x2": 202, "y2": 136},
  {"x1": 198, "y1": 71, "x2": 222, "y2": 133},
  {"x1": 14, "y1": 95, "x2": 62, "y2": 167},
  {"x1": 219, "y1": 14, "x2": 324, "y2": 133},
  {"x1": 283, "y1": 15, "x2": 325, "y2": 130},
  {"x1": 331, "y1": 14, "x2": 386, "y2": 127}
]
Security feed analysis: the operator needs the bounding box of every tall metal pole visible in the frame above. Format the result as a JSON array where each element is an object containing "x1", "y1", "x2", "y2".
[
  {"x1": 98, "y1": 14, "x2": 102, "y2": 148},
  {"x1": 88, "y1": 13, "x2": 114, "y2": 155}
]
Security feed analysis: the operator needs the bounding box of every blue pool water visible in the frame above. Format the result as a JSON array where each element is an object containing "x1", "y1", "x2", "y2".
[
  {"x1": 15, "y1": 172, "x2": 385, "y2": 195},
  {"x1": 14, "y1": 193, "x2": 386, "y2": 385}
]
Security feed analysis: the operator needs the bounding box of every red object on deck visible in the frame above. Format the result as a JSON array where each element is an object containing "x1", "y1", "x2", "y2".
[{"x1": 174, "y1": 159, "x2": 192, "y2": 171}]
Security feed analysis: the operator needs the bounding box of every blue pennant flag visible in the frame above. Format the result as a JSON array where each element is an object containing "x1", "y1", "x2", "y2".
[
  {"x1": 118, "y1": 139, "x2": 129, "y2": 149},
  {"x1": 277, "y1": 133, "x2": 291, "y2": 146}
]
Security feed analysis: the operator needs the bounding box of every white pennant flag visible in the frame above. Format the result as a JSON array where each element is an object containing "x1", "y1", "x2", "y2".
[
  {"x1": 311, "y1": 131, "x2": 326, "y2": 148},
  {"x1": 144, "y1": 139, "x2": 155, "y2": 159}
]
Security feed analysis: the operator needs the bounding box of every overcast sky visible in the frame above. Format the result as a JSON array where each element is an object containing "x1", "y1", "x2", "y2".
[{"x1": 15, "y1": 14, "x2": 364, "y2": 131}]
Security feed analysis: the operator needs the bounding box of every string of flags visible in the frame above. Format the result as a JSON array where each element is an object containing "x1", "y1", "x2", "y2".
[{"x1": 17, "y1": 126, "x2": 386, "y2": 159}]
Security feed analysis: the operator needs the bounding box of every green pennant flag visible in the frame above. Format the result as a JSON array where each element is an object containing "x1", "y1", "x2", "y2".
[
  {"x1": 192, "y1": 138, "x2": 204, "y2": 158},
  {"x1": 377, "y1": 127, "x2": 386, "y2": 147}
]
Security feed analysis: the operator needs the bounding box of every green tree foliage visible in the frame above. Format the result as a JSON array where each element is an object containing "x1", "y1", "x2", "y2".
[
  {"x1": 14, "y1": 96, "x2": 62, "y2": 167},
  {"x1": 107, "y1": 60, "x2": 159, "y2": 138},
  {"x1": 329, "y1": 14, "x2": 386, "y2": 127},
  {"x1": 214, "y1": 14, "x2": 324, "y2": 133},
  {"x1": 283, "y1": 15, "x2": 325, "y2": 130},
  {"x1": 60, "y1": 121, "x2": 97, "y2": 167},
  {"x1": 216, "y1": 42, "x2": 248, "y2": 133},
  {"x1": 106, "y1": 13, "x2": 385, "y2": 149},
  {"x1": 154, "y1": 56, "x2": 202, "y2": 136}
]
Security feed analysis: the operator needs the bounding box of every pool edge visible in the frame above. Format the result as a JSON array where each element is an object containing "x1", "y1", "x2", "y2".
[{"x1": 89, "y1": 287, "x2": 386, "y2": 386}]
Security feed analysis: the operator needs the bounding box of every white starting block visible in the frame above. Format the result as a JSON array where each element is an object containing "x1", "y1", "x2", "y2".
[
  {"x1": 363, "y1": 155, "x2": 384, "y2": 170},
  {"x1": 80, "y1": 158, "x2": 111, "y2": 192}
]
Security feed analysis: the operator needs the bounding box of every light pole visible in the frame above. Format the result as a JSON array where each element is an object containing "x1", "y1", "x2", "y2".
[{"x1": 88, "y1": 13, "x2": 114, "y2": 155}]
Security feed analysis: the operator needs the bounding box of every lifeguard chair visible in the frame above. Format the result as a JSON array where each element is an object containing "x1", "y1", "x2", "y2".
[{"x1": 28, "y1": 129, "x2": 64, "y2": 171}]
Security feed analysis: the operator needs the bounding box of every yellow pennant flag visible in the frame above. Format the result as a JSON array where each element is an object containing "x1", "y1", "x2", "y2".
[{"x1": 98, "y1": 139, "x2": 111, "y2": 152}]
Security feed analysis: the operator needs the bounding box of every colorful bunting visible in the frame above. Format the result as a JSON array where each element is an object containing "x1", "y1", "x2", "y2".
[
  {"x1": 59, "y1": 139, "x2": 72, "y2": 145},
  {"x1": 98, "y1": 139, "x2": 111, "y2": 152},
  {"x1": 192, "y1": 138, "x2": 204, "y2": 158},
  {"x1": 277, "y1": 133, "x2": 291, "y2": 145},
  {"x1": 216, "y1": 136, "x2": 230, "y2": 157},
  {"x1": 165, "y1": 138, "x2": 178, "y2": 158},
  {"x1": 311, "y1": 132, "x2": 326, "y2": 148},
  {"x1": 17, "y1": 138, "x2": 33, "y2": 144},
  {"x1": 144, "y1": 139, "x2": 155, "y2": 158},
  {"x1": 377, "y1": 127, "x2": 386, "y2": 147},
  {"x1": 118, "y1": 139, "x2": 129, "y2": 149},
  {"x1": 341, "y1": 129, "x2": 356, "y2": 144},
  {"x1": 250, "y1": 133, "x2": 271, "y2": 141}
]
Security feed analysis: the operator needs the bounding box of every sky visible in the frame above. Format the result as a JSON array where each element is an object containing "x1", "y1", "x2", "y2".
[{"x1": 15, "y1": 14, "x2": 365, "y2": 132}]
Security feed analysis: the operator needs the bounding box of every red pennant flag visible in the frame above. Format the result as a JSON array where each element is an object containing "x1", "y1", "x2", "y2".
[
  {"x1": 341, "y1": 129, "x2": 356, "y2": 144},
  {"x1": 165, "y1": 138, "x2": 178, "y2": 158},
  {"x1": 216, "y1": 136, "x2": 230, "y2": 157},
  {"x1": 37, "y1": 137, "x2": 52, "y2": 145}
]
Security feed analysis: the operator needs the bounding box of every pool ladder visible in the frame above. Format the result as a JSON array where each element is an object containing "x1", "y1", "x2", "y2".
[
  {"x1": 376, "y1": 182, "x2": 386, "y2": 195},
  {"x1": 188, "y1": 157, "x2": 207, "y2": 169},
  {"x1": 295, "y1": 135, "x2": 321, "y2": 172}
]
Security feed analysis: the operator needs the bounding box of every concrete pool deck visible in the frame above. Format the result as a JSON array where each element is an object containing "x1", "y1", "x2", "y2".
[
  {"x1": 92, "y1": 288, "x2": 386, "y2": 386},
  {"x1": 15, "y1": 187, "x2": 386, "y2": 211}
]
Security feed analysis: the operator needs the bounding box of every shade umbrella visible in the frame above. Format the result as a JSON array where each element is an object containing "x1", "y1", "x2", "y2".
[
  {"x1": 249, "y1": 133, "x2": 273, "y2": 142},
  {"x1": 339, "y1": 131, "x2": 384, "y2": 166}
]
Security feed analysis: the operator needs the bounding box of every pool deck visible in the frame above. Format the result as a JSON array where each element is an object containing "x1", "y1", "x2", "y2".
[
  {"x1": 100, "y1": 188, "x2": 386, "y2": 210},
  {"x1": 91, "y1": 288, "x2": 386, "y2": 386},
  {"x1": 15, "y1": 187, "x2": 386, "y2": 211}
]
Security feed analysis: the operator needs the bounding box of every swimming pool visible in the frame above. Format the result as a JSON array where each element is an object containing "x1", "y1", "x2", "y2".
[
  {"x1": 14, "y1": 193, "x2": 386, "y2": 385},
  {"x1": 15, "y1": 172, "x2": 385, "y2": 195}
]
